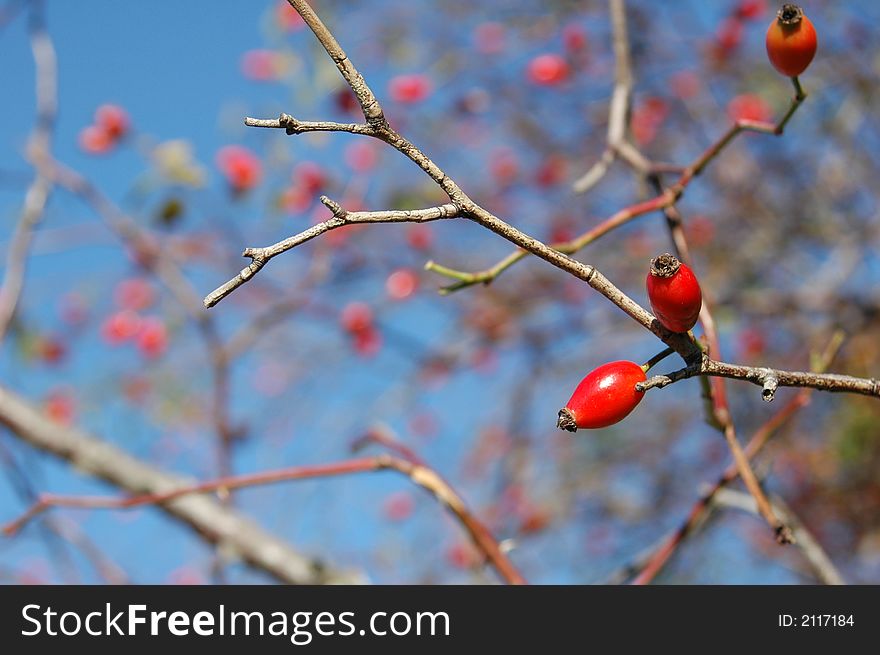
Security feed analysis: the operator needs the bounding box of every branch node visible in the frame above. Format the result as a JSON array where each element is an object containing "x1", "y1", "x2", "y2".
[
  {"x1": 279, "y1": 112, "x2": 298, "y2": 135},
  {"x1": 775, "y1": 523, "x2": 796, "y2": 545},
  {"x1": 761, "y1": 372, "x2": 779, "y2": 402}
]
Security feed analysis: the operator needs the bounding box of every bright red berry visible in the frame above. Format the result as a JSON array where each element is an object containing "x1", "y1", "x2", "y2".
[
  {"x1": 765, "y1": 4, "x2": 817, "y2": 77},
  {"x1": 527, "y1": 54, "x2": 569, "y2": 86},
  {"x1": 557, "y1": 361, "x2": 647, "y2": 431},
  {"x1": 646, "y1": 253, "x2": 703, "y2": 333}
]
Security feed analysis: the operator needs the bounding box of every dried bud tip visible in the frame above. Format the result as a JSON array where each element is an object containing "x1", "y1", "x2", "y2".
[
  {"x1": 556, "y1": 408, "x2": 578, "y2": 432},
  {"x1": 777, "y1": 4, "x2": 804, "y2": 25},
  {"x1": 649, "y1": 252, "x2": 681, "y2": 278},
  {"x1": 775, "y1": 524, "x2": 796, "y2": 545}
]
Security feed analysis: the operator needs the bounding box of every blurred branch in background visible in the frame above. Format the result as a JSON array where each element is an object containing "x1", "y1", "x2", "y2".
[{"x1": 0, "y1": 384, "x2": 364, "y2": 584}]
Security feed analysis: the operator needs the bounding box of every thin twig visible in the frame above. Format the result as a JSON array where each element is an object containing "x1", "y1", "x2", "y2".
[
  {"x1": 429, "y1": 69, "x2": 808, "y2": 292},
  {"x1": 2, "y1": 452, "x2": 525, "y2": 585},
  {"x1": 0, "y1": 383, "x2": 363, "y2": 583},
  {"x1": 712, "y1": 488, "x2": 845, "y2": 585},
  {"x1": 205, "y1": 199, "x2": 460, "y2": 308},
  {"x1": 629, "y1": 333, "x2": 844, "y2": 584},
  {"x1": 571, "y1": 0, "x2": 633, "y2": 194}
]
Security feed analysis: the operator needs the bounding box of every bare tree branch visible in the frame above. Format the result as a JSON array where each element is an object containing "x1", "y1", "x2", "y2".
[
  {"x1": 0, "y1": 8, "x2": 56, "y2": 344},
  {"x1": 629, "y1": 333, "x2": 844, "y2": 584},
  {"x1": 712, "y1": 489, "x2": 845, "y2": 585},
  {"x1": 2, "y1": 407, "x2": 524, "y2": 585},
  {"x1": 205, "y1": 198, "x2": 461, "y2": 308},
  {"x1": 0, "y1": 383, "x2": 364, "y2": 584}
]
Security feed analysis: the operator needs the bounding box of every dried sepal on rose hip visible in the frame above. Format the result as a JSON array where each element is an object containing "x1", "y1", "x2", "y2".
[
  {"x1": 646, "y1": 253, "x2": 702, "y2": 334},
  {"x1": 765, "y1": 4, "x2": 817, "y2": 77},
  {"x1": 557, "y1": 360, "x2": 647, "y2": 432}
]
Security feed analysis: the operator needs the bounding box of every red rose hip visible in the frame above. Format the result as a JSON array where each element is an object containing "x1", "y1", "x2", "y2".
[
  {"x1": 765, "y1": 4, "x2": 817, "y2": 77},
  {"x1": 646, "y1": 253, "x2": 702, "y2": 333},
  {"x1": 557, "y1": 360, "x2": 647, "y2": 431}
]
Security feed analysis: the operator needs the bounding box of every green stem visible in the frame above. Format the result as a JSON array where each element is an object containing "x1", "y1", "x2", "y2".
[{"x1": 641, "y1": 346, "x2": 676, "y2": 373}]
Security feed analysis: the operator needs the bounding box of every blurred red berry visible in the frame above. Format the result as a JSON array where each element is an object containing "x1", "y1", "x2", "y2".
[
  {"x1": 382, "y1": 492, "x2": 415, "y2": 522},
  {"x1": 535, "y1": 154, "x2": 567, "y2": 187},
  {"x1": 406, "y1": 224, "x2": 433, "y2": 251},
  {"x1": 631, "y1": 97, "x2": 669, "y2": 146},
  {"x1": 686, "y1": 215, "x2": 715, "y2": 247},
  {"x1": 738, "y1": 327, "x2": 767, "y2": 359},
  {"x1": 166, "y1": 566, "x2": 205, "y2": 585},
  {"x1": 727, "y1": 93, "x2": 773, "y2": 123},
  {"x1": 38, "y1": 337, "x2": 66, "y2": 365},
  {"x1": 562, "y1": 24, "x2": 588, "y2": 53},
  {"x1": 716, "y1": 17, "x2": 744, "y2": 52},
  {"x1": 216, "y1": 145, "x2": 262, "y2": 193},
  {"x1": 353, "y1": 327, "x2": 382, "y2": 357},
  {"x1": 736, "y1": 0, "x2": 767, "y2": 20},
  {"x1": 123, "y1": 375, "x2": 152, "y2": 405},
  {"x1": 241, "y1": 49, "x2": 277, "y2": 81},
  {"x1": 275, "y1": 1, "x2": 305, "y2": 32},
  {"x1": 446, "y1": 542, "x2": 479, "y2": 570},
  {"x1": 334, "y1": 88, "x2": 360, "y2": 115},
  {"x1": 95, "y1": 104, "x2": 130, "y2": 140},
  {"x1": 519, "y1": 508, "x2": 551, "y2": 535},
  {"x1": 114, "y1": 278, "x2": 155, "y2": 312},
  {"x1": 293, "y1": 161, "x2": 326, "y2": 195},
  {"x1": 386, "y1": 268, "x2": 419, "y2": 301},
  {"x1": 489, "y1": 148, "x2": 520, "y2": 184},
  {"x1": 137, "y1": 317, "x2": 168, "y2": 359},
  {"x1": 78, "y1": 125, "x2": 112, "y2": 155},
  {"x1": 527, "y1": 54, "x2": 569, "y2": 85},
  {"x1": 473, "y1": 22, "x2": 506, "y2": 55},
  {"x1": 344, "y1": 141, "x2": 378, "y2": 173},
  {"x1": 408, "y1": 411, "x2": 438, "y2": 438},
  {"x1": 670, "y1": 70, "x2": 700, "y2": 100},
  {"x1": 45, "y1": 390, "x2": 75, "y2": 426},
  {"x1": 59, "y1": 292, "x2": 89, "y2": 326},
  {"x1": 388, "y1": 74, "x2": 432, "y2": 104},
  {"x1": 101, "y1": 310, "x2": 142, "y2": 344},
  {"x1": 341, "y1": 302, "x2": 373, "y2": 334},
  {"x1": 280, "y1": 185, "x2": 311, "y2": 214}
]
